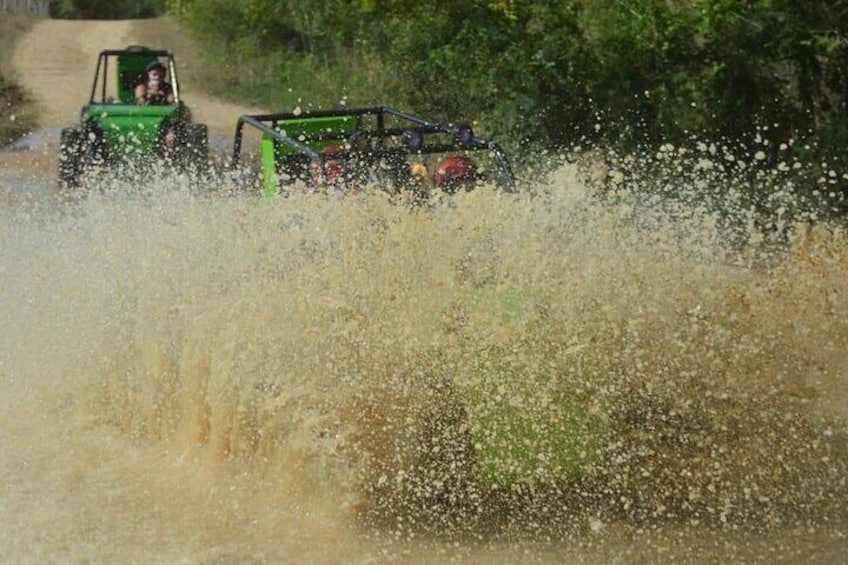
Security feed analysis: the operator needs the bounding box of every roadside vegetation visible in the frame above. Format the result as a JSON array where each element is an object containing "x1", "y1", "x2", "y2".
[
  {"x1": 163, "y1": 0, "x2": 848, "y2": 218},
  {"x1": 165, "y1": 3, "x2": 847, "y2": 147},
  {"x1": 0, "y1": 15, "x2": 36, "y2": 147},
  {"x1": 47, "y1": 0, "x2": 165, "y2": 19}
]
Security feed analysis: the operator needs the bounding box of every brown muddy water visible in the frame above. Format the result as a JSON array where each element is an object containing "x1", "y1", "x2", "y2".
[{"x1": 0, "y1": 160, "x2": 846, "y2": 564}]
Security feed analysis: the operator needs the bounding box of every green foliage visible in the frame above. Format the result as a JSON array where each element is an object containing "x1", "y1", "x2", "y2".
[
  {"x1": 0, "y1": 16, "x2": 36, "y2": 147},
  {"x1": 177, "y1": 0, "x2": 366, "y2": 53},
  {"x1": 0, "y1": 74, "x2": 33, "y2": 147},
  {"x1": 49, "y1": 0, "x2": 166, "y2": 19}
]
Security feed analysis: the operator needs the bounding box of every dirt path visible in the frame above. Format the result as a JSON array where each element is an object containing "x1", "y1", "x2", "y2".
[{"x1": 11, "y1": 19, "x2": 130, "y2": 128}]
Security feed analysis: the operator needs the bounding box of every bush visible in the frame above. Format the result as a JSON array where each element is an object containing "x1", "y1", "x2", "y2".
[
  {"x1": 49, "y1": 0, "x2": 166, "y2": 19},
  {"x1": 0, "y1": 74, "x2": 33, "y2": 147}
]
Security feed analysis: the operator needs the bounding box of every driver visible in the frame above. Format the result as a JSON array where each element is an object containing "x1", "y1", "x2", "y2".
[
  {"x1": 135, "y1": 60, "x2": 175, "y2": 106},
  {"x1": 308, "y1": 145, "x2": 347, "y2": 194}
]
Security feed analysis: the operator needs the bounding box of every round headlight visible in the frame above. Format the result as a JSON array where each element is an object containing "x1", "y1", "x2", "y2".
[
  {"x1": 401, "y1": 129, "x2": 423, "y2": 150},
  {"x1": 454, "y1": 123, "x2": 475, "y2": 147}
]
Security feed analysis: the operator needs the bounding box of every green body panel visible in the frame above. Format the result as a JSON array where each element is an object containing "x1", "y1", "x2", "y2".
[
  {"x1": 83, "y1": 103, "x2": 179, "y2": 160},
  {"x1": 261, "y1": 135, "x2": 277, "y2": 197},
  {"x1": 460, "y1": 285, "x2": 608, "y2": 486},
  {"x1": 273, "y1": 115, "x2": 355, "y2": 155}
]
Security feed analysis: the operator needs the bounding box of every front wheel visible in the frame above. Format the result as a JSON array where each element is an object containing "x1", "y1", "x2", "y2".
[
  {"x1": 58, "y1": 127, "x2": 82, "y2": 189},
  {"x1": 183, "y1": 123, "x2": 208, "y2": 172}
]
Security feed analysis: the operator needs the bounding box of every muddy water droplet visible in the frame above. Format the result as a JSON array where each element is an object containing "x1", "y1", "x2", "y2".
[{"x1": 0, "y1": 156, "x2": 846, "y2": 562}]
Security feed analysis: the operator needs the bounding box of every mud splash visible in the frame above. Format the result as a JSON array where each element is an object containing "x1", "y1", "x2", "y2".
[{"x1": 1, "y1": 163, "x2": 846, "y2": 563}]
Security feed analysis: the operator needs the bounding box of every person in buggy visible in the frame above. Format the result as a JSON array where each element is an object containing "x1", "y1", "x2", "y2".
[
  {"x1": 306, "y1": 141, "x2": 409, "y2": 196},
  {"x1": 307, "y1": 148, "x2": 481, "y2": 199},
  {"x1": 431, "y1": 155, "x2": 479, "y2": 193},
  {"x1": 134, "y1": 60, "x2": 175, "y2": 106},
  {"x1": 133, "y1": 60, "x2": 180, "y2": 155}
]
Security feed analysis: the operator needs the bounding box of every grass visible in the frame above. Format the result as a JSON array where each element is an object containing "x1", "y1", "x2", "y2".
[{"x1": 0, "y1": 15, "x2": 37, "y2": 146}]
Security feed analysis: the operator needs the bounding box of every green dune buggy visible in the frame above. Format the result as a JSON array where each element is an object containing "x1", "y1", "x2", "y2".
[
  {"x1": 231, "y1": 106, "x2": 515, "y2": 198},
  {"x1": 58, "y1": 45, "x2": 208, "y2": 188}
]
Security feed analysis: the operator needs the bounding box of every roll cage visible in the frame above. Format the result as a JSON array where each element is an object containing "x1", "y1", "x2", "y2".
[
  {"x1": 232, "y1": 106, "x2": 516, "y2": 195},
  {"x1": 88, "y1": 46, "x2": 181, "y2": 105}
]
